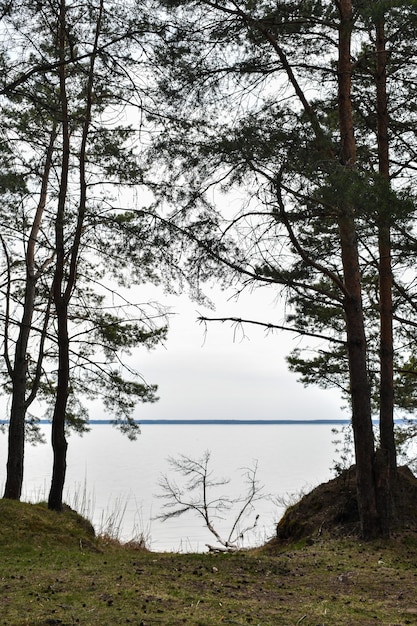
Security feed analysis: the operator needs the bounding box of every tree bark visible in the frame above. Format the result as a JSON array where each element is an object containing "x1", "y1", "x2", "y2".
[
  {"x1": 336, "y1": 0, "x2": 379, "y2": 539},
  {"x1": 48, "y1": 0, "x2": 71, "y2": 512},
  {"x1": 47, "y1": 298, "x2": 69, "y2": 512},
  {"x1": 4, "y1": 366, "x2": 26, "y2": 500},
  {"x1": 339, "y1": 214, "x2": 380, "y2": 539}
]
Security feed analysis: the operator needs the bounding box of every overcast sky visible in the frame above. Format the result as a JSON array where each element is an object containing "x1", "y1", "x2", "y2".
[{"x1": 126, "y1": 285, "x2": 345, "y2": 423}]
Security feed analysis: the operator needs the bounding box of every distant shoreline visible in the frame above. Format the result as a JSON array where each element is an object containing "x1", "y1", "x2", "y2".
[
  {"x1": 91, "y1": 419, "x2": 352, "y2": 425},
  {"x1": 1, "y1": 418, "x2": 404, "y2": 426},
  {"x1": 1, "y1": 418, "x2": 412, "y2": 426}
]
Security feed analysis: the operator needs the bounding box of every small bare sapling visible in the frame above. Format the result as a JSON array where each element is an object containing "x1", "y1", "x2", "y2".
[{"x1": 156, "y1": 450, "x2": 265, "y2": 552}]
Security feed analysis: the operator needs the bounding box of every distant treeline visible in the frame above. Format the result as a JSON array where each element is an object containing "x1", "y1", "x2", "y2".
[{"x1": 0, "y1": 419, "x2": 374, "y2": 426}]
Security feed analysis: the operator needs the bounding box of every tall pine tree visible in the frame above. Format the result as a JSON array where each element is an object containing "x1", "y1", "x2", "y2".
[{"x1": 145, "y1": 0, "x2": 417, "y2": 538}]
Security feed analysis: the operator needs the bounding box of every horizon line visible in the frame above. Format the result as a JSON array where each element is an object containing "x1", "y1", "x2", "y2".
[
  {"x1": 95, "y1": 418, "x2": 352, "y2": 425},
  {"x1": 1, "y1": 418, "x2": 412, "y2": 426},
  {"x1": 0, "y1": 418, "x2": 406, "y2": 426}
]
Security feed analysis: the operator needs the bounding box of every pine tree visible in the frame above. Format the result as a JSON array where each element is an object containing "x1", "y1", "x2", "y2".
[
  {"x1": 146, "y1": 0, "x2": 417, "y2": 537},
  {"x1": 0, "y1": 0, "x2": 168, "y2": 508}
]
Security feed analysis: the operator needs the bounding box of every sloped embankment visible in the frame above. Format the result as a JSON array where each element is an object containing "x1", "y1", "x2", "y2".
[{"x1": 271, "y1": 465, "x2": 417, "y2": 544}]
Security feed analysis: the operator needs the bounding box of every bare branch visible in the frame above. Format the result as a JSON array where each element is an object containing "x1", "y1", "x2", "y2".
[
  {"x1": 197, "y1": 315, "x2": 346, "y2": 346},
  {"x1": 156, "y1": 451, "x2": 265, "y2": 551}
]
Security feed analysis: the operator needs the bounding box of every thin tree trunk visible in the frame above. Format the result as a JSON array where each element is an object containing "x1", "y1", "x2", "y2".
[
  {"x1": 4, "y1": 372, "x2": 26, "y2": 499},
  {"x1": 48, "y1": 299, "x2": 69, "y2": 511},
  {"x1": 375, "y1": 14, "x2": 396, "y2": 536},
  {"x1": 337, "y1": 0, "x2": 379, "y2": 539},
  {"x1": 3, "y1": 129, "x2": 56, "y2": 500},
  {"x1": 48, "y1": 0, "x2": 71, "y2": 512},
  {"x1": 48, "y1": 0, "x2": 103, "y2": 511}
]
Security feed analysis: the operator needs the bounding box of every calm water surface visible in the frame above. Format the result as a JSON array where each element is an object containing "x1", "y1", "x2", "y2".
[{"x1": 0, "y1": 423, "x2": 339, "y2": 552}]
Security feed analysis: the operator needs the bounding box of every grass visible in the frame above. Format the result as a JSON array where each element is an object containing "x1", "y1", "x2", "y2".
[{"x1": 1, "y1": 499, "x2": 417, "y2": 625}]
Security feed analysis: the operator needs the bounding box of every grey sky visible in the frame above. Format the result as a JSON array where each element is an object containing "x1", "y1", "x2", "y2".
[{"x1": 131, "y1": 286, "x2": 344, "y2": 422}]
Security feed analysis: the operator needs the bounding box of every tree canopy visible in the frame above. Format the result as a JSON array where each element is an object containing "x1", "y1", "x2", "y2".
[
  {"x1": 0, "y1": 0, "x2": 173, "y2": 508},
  {"x1": 1, "y1": 0, "x2": 417, "y2": 538}
]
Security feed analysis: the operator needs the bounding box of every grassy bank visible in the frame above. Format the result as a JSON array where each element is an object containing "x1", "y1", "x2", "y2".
[{"x1": 1, "y1": 499, "x2": 417, "y2": 625}]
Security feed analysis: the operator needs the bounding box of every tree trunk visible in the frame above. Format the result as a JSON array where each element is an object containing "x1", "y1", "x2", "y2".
[
  {"x1": 4, "y1": 279, "x2": 35, "y2": 500},
  {"x1": 336, "y1": 0, "x2": 380, "y2": 539},
  {"x1": 4, "y1": 362, "x2": 27, "y2": 500},
  {"x1": 48, "y1": 0, "x2": 71, "y2": 513},
  {"x1": 375, "y1": 14, "x2": 396, "y2": 536},
  {"x1": 339, "y1": 215, "x2": 380, "y2": 539},
  {"x1": 3, "y1": 130, "x2": 56, "y2": 501},
  {"x1": 47, "y1": 0, "x2": 102, "y2": 512},
  {"x1": 48, "y1": 300, "x2": 69, "y2": 512}
]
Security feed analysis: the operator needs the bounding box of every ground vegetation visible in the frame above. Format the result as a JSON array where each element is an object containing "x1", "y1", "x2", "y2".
[{"x1": 3, "y1": 499, "x2": 417, "y2": 625}]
